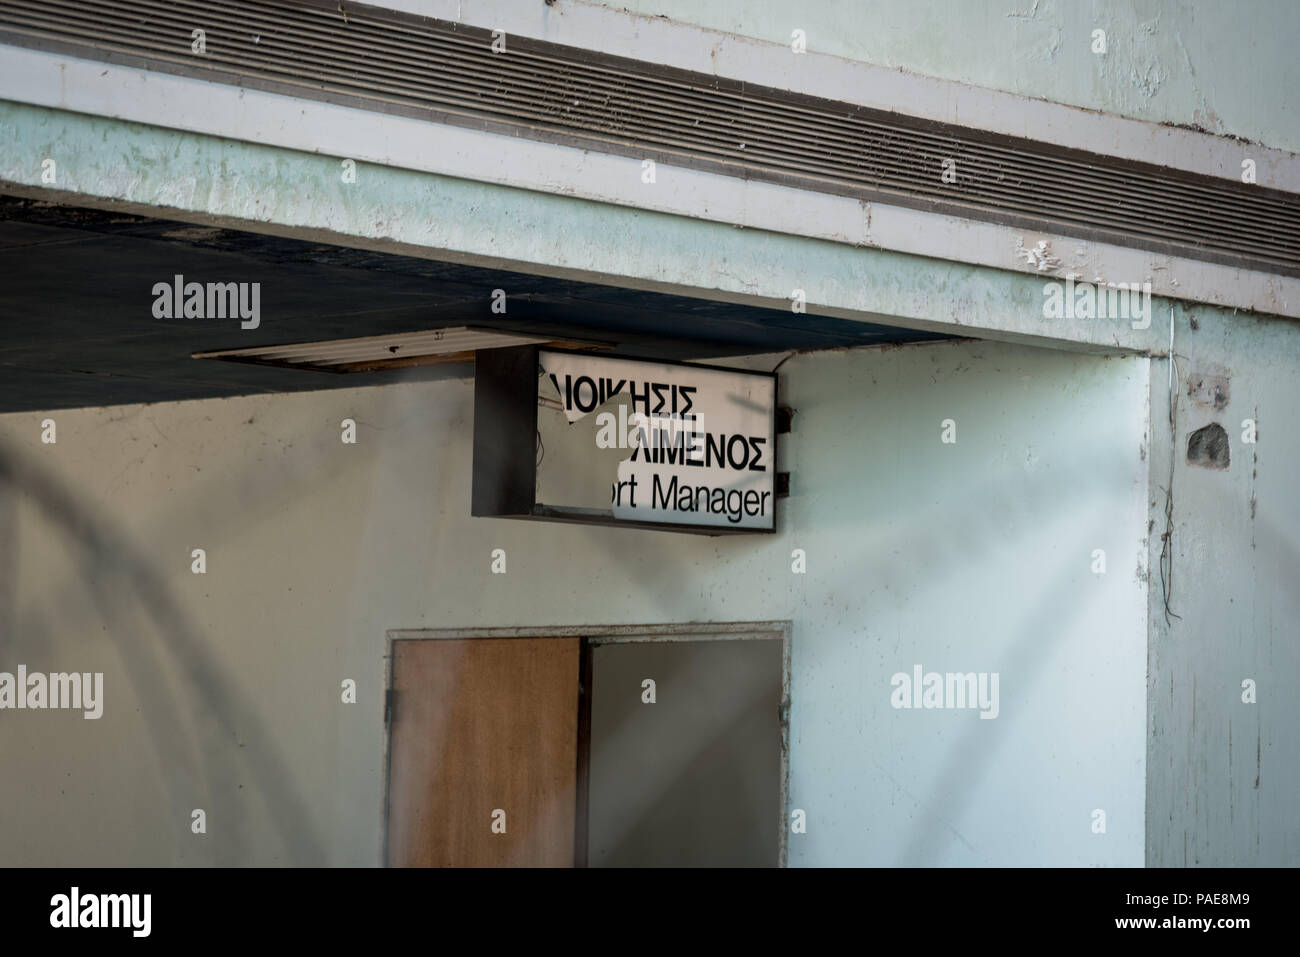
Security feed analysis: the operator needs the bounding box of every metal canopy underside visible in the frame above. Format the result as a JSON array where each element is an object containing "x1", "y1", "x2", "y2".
[{"x1": 0, "y1": 198, "x2": 950, "y2": 413}]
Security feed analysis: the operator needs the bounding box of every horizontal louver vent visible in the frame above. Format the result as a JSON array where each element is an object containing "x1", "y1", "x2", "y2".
[{"x1": 1, "y1": 0, "x2": 1297, "y2": 277}]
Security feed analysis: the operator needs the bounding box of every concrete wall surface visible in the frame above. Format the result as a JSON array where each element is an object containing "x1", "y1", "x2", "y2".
[
  {"x1": 0, "y1": 338, "x2": 1151, "y2": 865},
  {"x1": 1144, "y1": 303, "x2": 1300, "y2": 866}
]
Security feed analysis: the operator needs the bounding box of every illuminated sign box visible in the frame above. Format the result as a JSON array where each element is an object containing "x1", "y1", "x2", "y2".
[{"x1": 472, "y1": 346, "x2": 776, "y2": 535}]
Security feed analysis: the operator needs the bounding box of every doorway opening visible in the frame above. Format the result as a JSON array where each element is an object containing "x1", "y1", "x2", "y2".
[{"x1": 383, "y1": 622, "x2": 790, "y2": 867}]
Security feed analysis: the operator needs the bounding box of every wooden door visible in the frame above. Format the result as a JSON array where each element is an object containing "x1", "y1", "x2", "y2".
[{"x1": 386, "y1": 637, "x2": 580, "y2": 866}]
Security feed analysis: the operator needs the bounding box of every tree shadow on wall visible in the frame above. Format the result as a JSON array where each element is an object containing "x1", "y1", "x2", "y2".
[{"x1": 0, "y1": 441, "x2": 326, "y2": 865}]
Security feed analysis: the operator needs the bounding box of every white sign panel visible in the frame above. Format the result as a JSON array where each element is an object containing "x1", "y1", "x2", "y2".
[{"x1": 539, "y1": 350, "x2": 776, "y2": 530}]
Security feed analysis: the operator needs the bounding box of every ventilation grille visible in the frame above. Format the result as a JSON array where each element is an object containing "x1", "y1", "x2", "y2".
[{"x1": 2, "y1": 0, "x2": 1297, "y2": 277}]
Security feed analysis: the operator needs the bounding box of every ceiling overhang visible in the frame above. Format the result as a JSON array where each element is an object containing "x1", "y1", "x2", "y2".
[{"x1": 0, "y1": 198, "x2": 952, "y2": 413}]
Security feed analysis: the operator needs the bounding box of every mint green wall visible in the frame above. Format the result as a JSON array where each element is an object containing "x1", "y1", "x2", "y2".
[
  {"x1": 1143, "y1": 300, "x2": 1300, "y2": 865},
  {"x1": 0, "y1": 339, "x2": 1150, "y2": 865}
]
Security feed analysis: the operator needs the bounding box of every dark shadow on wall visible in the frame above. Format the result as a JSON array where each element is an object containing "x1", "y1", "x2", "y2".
[
  {"x1": 586, "y1": 638, "x2": 781, "y2": 867},
  {"x1": 0, "y1": 441, "x2": 326, "y2": 865}
]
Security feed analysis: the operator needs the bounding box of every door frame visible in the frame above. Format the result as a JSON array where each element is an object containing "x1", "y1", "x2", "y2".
[{"x1": 382, "y1": 620, "x2": 792, "y2": 867}]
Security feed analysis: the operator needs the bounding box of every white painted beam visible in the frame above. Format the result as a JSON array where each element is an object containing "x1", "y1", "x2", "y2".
[{"x1": 0, "y1": 46, "x2": 1294, "y2": 324}]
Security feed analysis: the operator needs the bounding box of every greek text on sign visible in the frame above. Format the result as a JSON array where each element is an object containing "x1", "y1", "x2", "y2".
[{"x1": 539, "y1": 350, "x2": 776, "y2": 530}]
